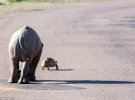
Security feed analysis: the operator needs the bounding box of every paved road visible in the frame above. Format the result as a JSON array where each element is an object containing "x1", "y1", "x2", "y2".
[{"x1": 0, "y1": 0, "x2": 135, "y2": 100}]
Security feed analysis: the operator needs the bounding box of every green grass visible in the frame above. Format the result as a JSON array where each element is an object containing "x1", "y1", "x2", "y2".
[
  {"x1": 0, "y1": 0, "x2": 115, "y2": 16},
  {"x1": 0, "y1": 1, "x2": 55, "y2": 16},
  {"x1": 0, "y1": 1, "x2": 81, "y2": 16}
]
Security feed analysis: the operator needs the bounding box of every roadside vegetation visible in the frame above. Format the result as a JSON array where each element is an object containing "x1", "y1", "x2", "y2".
[
  {"x1": 0, "y1": 0, "x2": 113, "y2": 16},
  {"x1": 0, "y1": 1, "x2": 56, "y2": 16}
]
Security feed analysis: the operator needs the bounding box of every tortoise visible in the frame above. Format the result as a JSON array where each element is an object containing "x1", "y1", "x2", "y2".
[{"x1": 41, "y1": 57, "x2": 58, "y2": 70}]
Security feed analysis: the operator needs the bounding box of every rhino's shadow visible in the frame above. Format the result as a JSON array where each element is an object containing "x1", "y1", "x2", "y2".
[
  {"x1": 49, "y1": 69, "x2": 74, "y2": 71},
  {"x1": 36, "y1": 80, "x2": 135, "y2": 84},
  {"x1": 0, "y1": 79, "x2": 84, "y2": 90},
  {"x1": 1, "y1": 79, "x2": 135, "y2": 90}
]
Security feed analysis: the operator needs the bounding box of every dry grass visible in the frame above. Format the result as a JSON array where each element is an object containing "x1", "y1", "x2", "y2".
[
  {"x1": 0, "y1": 0, "x2": 116, "y2": 16},
  {"x1": 28, "y1": 0, "x2": 112, "y2": 3},
  {"x1": 0, "y1": 2, "x2": 54, "y2": 16}
]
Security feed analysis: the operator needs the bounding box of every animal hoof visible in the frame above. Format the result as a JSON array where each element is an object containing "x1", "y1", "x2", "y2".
[
  {"x1": 29, "y1": 77, "x2": 36, "y2": 81},
  {"x1": 28, "y1": 75, "x2": 36, "y2": 81},
  {"x1": 18, "y1": 81, "x2": 29, "y2": 84},
  {"x1": 8, "y1": 77, "x2": 18, "y2": 83},
  {"x1": 18, "y1": 79, "x2": 29, "y2": 84}
]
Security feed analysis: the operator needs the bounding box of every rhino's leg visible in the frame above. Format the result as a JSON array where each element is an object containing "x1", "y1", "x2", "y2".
[
  {"x1": 18, "y1": 61, "x2": 31, "y2": 84},
  {"x1": 8, "y1": 58, "x2": 19, "y2": 83},
  {"x1": 28, "y1": 50, "x2": 42, "y2": 81}
]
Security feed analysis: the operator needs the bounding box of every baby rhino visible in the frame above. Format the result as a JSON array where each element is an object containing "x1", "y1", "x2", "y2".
[{"x1": 41, "y1": 58, "x2": 58, "y2": 70}]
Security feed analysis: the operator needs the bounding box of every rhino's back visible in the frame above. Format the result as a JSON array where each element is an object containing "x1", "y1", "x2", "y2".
[{"x1": 9, "y1": 26, "x2": 43, "y2": 61}]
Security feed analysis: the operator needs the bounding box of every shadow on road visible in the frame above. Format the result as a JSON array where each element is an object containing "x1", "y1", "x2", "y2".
[
  {"x1": 0, "y1": 79, "x2": 135, "y2": 90},
  {"x1": 49, "y1": 69, "x2": 74, "y2": 71},
  {"x1": 0, "y1": 79, "x2": 85, "y2": 90},
  {"x1": 1, "y1": 79, "x2": 135, "y2": 85},
  {"x1": 36, "y1": 80, "x2": 135, "y2": 84}
]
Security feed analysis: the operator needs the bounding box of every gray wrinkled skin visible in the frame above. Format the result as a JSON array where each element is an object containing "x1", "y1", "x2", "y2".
[
  {"x1": 8, "y1": 26, "x2": 43, "y2": 84},
  {"x1": 41, "y1": 58, "x2": 58, "y2": 70}
]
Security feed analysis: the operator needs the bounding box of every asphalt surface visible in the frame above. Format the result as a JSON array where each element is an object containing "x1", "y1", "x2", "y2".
[{"x1": 0, "y1": 0, "x2": 135, "y2": 100}]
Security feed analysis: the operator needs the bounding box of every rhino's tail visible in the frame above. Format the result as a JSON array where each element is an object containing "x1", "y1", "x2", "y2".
[{"x1": 19, "y1": 35, "x2": 29, "y2": 61}]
